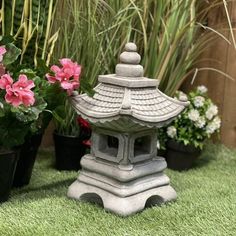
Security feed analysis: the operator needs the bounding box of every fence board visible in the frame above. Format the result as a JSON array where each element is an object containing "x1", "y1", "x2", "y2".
[
  {"x1": 183, "y1": 1, "x2": 236, "y2": 148},
  {"x1": 221, "y1": 1, "x2": 236, "y2": 147}
]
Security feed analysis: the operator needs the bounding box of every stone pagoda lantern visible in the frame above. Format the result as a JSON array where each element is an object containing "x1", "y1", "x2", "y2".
[{"x1": 68, "y1": 42, "x2": 189, "y2": 216}]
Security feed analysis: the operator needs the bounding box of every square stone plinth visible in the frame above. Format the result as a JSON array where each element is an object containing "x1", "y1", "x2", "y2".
[{"x1": 67, "y1": 154, "x2": 177, "y2": 216}]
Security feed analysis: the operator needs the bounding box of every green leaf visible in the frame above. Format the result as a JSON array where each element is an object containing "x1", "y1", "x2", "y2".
[
  {"x1": 0, "y1": 109, "x2": 4, "y2": 117},
  {"x1": 30, "y1": 122, "x2": 39, "y2": 133},
  {"x1": 0, "y1": 115, "x2": 29, "y2": 148},
  {"x1": 19, "y1": 68, "x2": 37, "y2": 78},
  {"x1": 0, "y1": 102, "x2": 4, "y2": 117},
  {"x1": 36, "y1": 59, "x2": 51, "y2": 75},
  {"x1": 10, "y1": 106, "x2": 19, "y2": 113},
  {"x1": 52, "y1": 105, "x2": 66, "y2": 123},
  {"x1": 183, "y1": 139, "x2": 190, "y2": 145},
  {"x1": 80, "y1": 80, "x2": 95, "y2": 97},
  {"x1": 0, "y1": 35, "x2": 14, "y2": 45},
  {"x1": 11, "y1": 98, "x2": 47, "y2": 123},
  {"x1": 3, "y1": 43, "x2": 21, "y2": 65}
]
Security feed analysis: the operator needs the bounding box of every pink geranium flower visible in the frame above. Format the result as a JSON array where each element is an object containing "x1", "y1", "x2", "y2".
[
  {"x1": 59, "y1": 58, "x2": 81, "y2": 80},
  {"x1": 0, "y1": 74, "x2": 13, "y2": 89},
  {"x1": 46, "y1": 58, "x2": 81, "y2": 95},
  {"x1": 0, "y1": 46, "x2": 7, "y2": 62},
  {"x1": 3, "y1": 74, "x2": 35, "y2": 107}
]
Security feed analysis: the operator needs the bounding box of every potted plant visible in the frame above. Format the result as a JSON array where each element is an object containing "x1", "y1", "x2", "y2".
[
  {"x1": 159, "y1": 86, "x2": 221, "y2": 171},
  {"x1": 46, "y1": 58, "x2": 91, "y2": 170},
  {"x1": 10, "y1": 64, "x2": 52, "y2": 187},
  {"x1": 0, "y1": 0, "x2": 61, "y2": 185},
  {"x1": 0, "y1": 41, "x2": 47, "y2": 200}
]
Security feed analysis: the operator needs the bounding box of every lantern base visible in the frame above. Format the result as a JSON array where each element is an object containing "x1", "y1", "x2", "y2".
[{"x1": 67, "y1": 179, "x2": 176, "y2": 216}]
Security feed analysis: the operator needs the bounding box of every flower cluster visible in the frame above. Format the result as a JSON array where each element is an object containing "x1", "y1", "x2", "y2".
[
  {"x1": 46, "y1": 58, "x2": 86, "y2": 137},
  {"x1": 46, "y1": 58, "x2": 81, "y2": 95},
  {"x1": 0, "y1": 74, "x2": 35, "y2": 107},
  {"x1": 164, "y1": 86, "x2": 221, "y2": 149}
]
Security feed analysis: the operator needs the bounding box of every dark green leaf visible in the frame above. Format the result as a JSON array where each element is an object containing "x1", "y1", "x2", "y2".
[
  {"x1": 2, "y1": 43, "x2": 21, "y2": 65},
  {"x1": 80, "y1": 79, "x2": 95, "y2": 97},
  {"x1": 0, "y1": 35, "x2": 14, "y2": 45}
]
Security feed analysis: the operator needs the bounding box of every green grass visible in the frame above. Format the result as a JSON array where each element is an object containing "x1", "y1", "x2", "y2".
[{"x1": 0, "y1": 144, "x2": 236, "y2": 236}]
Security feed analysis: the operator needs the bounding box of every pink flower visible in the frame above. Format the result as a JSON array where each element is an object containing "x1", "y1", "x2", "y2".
[
  {"x1": 14, "y1": 74, "x2": 35, "y2": 90},
  {"x1": 61, "y1": 79, "x2": 80, "y2": 95},
  {"x1": 0, "y1": 74, "x2": 13, "y2": 89},
  {"x1": 46, "y1": 65, "x2": 61, "y2": 83},
  {"x1": 5, "y1": 74, "x2": 35, "y2": 107},
  {"x1": 46, "y1": 73, "x2": 57, "y2": 83},
  {"x1": 82, "y1": 139, "x2": 91, "y2": 147},
  {"x1": 0, "y1": 46, "x2": 6, "y2": 62},
  {"x1": 77, "y1": 117, "x2": 91, "y2": 130},
  {"x1": 59, "y1": 58, "x2": 81, "y2": 80},
  {"x1": 46, "y1": 58, "x2": 81, "y2": 95}
]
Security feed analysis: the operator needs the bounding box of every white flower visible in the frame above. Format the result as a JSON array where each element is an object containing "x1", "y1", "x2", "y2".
[
  {"x1": 156, "y1": 140, "x2": 160, "y2": 149},
  {"x1": 206, "y1": 123, "x2": 216, "y2": 134},
  {"x1": 178, "y1": 91, "x2": 188, "y2": 101},
  {"x1": 193, "y1": 96, "x2": 205, "y2": 108},
  {"x1": 197, "y1": 85, "x2": 208, "y2": 94},
  {"x1": 195, "y1": 116, "x2": 206, "y2": 128},
  {"x1": 175, "y1": 91, "x2": 188, "y2": 101},
  {"x1": 212, "y1": 116, "x2": 221, "y2": 129},
  {"x1": 167, "y1": 126, "x2": 177, "y2": 138},
  {"x1": 205, "y1": 105, "x2": 218, "y2": 120},
  {"x1": 206, "y1": 117, "x2": 221, "y2": 134},
  {"x1": 188, "y1": 109, "x2": 200, "y2": 122}
]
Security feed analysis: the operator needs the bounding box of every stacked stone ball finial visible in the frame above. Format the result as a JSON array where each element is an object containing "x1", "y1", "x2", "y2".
[{"x1": 116, "y1": 42, "x2": 143, "y2": 77}]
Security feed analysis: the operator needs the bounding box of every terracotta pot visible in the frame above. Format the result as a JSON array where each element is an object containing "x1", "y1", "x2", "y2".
[
  {"x1": 53, "y1": 132, "x2": 88, "y2": 170},
  {"x1": 165, "y1": 139, "x2": 201, "y2": 171},
  {"x1": 0, "y1": 150, "x2": 19, "y2": 202},
  {"x1": 13, "y1": 132, "x2": 43, "y2": 187}
]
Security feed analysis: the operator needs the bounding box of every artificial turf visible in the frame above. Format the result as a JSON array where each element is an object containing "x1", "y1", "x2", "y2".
[{"x1": 0, "y1": 144, "x2": 236, "y2": 236}]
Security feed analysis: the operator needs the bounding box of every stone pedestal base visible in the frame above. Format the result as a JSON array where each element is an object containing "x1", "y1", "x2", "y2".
[
  {"x1": 68, "y1": 180, "x2": 176, "y2": 216},
  {"x1": 67, "y1": 154, "x2": 177, "y2": 216}
]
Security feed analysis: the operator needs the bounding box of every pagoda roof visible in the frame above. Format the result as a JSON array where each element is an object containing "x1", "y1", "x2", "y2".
[
  {"x1": 71, "y1": 42, "x2": 189, "y2": 127},
  {"x1": 71, "y1": 80, "x2": 188, "y2": 125}
]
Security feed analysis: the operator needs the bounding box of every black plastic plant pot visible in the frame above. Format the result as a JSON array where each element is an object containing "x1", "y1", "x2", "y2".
[
  {"x1": 157, "y1": 149, "x2": 167, "y2": 158},
  {"x1": 165, "y1": 139, "x2": 201, "y2": 171},
  {"x1": 53, "y1": 132, "x2": 87, "y2": 171},
  {"x1": 13, "y1": 132, "x2": 43, "y2": 188},
  {"x1": 0, "y1": 150, "x2": 19, "y2": 203}
]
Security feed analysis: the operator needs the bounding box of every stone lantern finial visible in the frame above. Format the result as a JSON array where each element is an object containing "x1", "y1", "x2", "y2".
[{"x1": 115, "y1": 42, "x2": 143, "y2": 77}]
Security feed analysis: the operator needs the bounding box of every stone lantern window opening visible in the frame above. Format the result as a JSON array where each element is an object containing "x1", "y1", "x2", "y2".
[
  {"x1": 134, "y1": 135, "x2": 152, "y2": 157},
  {"x1": 92, "y1": 129, "x2": 124, "y2": 163},
  {"x1": 129, "y1": 130, "x2": 157, "y2": 163},
  {"x1": 99, "y1": 134, "x2": 119, "y2": 157},
  {"x1": 107, "y1": 135, "x2": 119, "y2": 149}
]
